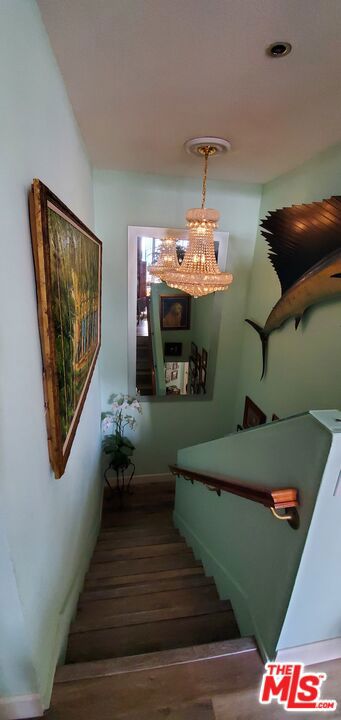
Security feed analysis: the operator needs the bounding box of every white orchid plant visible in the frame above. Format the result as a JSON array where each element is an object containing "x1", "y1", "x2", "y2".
[{"x1": 101, "y1": 393, "x2": 142, "y2": 470}]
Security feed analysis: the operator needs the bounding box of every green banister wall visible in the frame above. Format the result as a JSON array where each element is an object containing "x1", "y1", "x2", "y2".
[{"x1": 174, "y1": 412, "x2": 334, "y2": 660}]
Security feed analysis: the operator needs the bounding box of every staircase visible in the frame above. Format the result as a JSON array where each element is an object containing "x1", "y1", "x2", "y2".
[
  {"x1": 136, "y1": 335, "x2": 154, "y2": 395},
  {"x1": 48, "y1": 480, "x2": 263, "y2": 719}
]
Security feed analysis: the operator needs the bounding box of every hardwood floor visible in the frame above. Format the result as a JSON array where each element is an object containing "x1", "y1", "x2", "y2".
[{"x1": 46, "y1": 479, "x2": 341, "y2": 719}]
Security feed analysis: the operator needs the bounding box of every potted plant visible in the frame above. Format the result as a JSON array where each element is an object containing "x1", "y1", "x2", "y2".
[{"x1": 101, "y1": 393, "x2": 142, "y2": 493}]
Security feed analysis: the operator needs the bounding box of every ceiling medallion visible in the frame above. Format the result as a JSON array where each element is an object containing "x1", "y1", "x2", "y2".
[{"x1": 159, "y1": 137, "x2": 233, "y2": 298}]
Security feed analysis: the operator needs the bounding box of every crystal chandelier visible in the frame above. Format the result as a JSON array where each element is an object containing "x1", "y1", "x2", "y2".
[
  {"x1": 162, "y1": 139, "x2": 233, "y2": 298},
  {"x1": 148, "y1": 236, "x2": 179, "y2": 280}
]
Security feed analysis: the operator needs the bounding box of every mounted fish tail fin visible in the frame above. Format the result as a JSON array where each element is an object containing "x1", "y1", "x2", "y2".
[
  {"x1": 261, "y1": 195, "x2": 341, "y2": 296},
  {"x1": 245, "y1": 319, "x2": 269, "y2": 380}
]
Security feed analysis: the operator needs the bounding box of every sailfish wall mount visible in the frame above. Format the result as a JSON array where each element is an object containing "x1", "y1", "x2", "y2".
[{"x1": 246, "y1": 195, "x2": 341, "y2": 379}]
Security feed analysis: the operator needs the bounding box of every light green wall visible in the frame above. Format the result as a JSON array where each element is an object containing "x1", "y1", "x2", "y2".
[
  {"x1": 0, "y1": 0, "x2": 102, "y2": 707},
  {"x1": 174, "y1": 412, "x2": 333, "y2": 660},
  {"x1": 235, "y1": 142, "x2": 341, "y2": 426},
  {"x1": 190, "y1": 293, "x2": 214, "y2": 359},
  {"x1": 94, "y1": 170, "x2": 261, "y2": 473}
]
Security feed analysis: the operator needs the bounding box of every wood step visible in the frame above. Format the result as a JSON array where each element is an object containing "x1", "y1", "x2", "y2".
[
  {"x1": 102, "y1": 497, "x2": 174, "y2": 510},
  {"x1": 53, "y1": 643, "x2": 263, "y2": 719},
  {"x1": 53, "y1": 645, "x2": 264, "y2": 719},
  {"x1": 78, "y1": 584, "x2": 219, "y2": 619},
  {"x1": 101, "y1": 511, "x2": 174, "y2": 529},
  {"x1": 111, "y1": 495, "x2": 175, "y2": 509},
  {"x1": 103, "y1": 481, "x2": 174, "y2": 497},
  {"x1": 101, "y1": 502, "x2": 175, "y2": 518},
  {"x1": 108, "y1": 497, "x2": 174, "y2": 508},
  {"x1": 101, "y1": 509, "x2": 175, "y2": 527},
  {"x1": 56, "y1": 637, "x2": 257, "y2": 683},
  {"x1": 92, "y1": 541, "x2": 188, "y2": 563},
  {"x1": 84, "y1": 566, "x2": 205, "y2": 591},
  {"x1": 72, "y1": 598, "x2": 229, "y2": 633},
  {"x1": 102, "y1": 497, "x2": 175, "y2": 514},
  {"x1": 98, "y1": 525, "x2": 179, "y2": 541},
  {"x1": 80, "y1": 574, "x2": 215, "y2": 602},
  {"x1": 119, "y1": 700, "x2": 215, "y2": 719},
  {"x1": 66, "y1": 608, "x2": 239, "y2": 662},
  {"x1": 87, "y1": 553, "x2": 199, "y2": 580},
  {"x1": 96, "y1": 531, "x2": 182, "y2": 549},
  {"x1": 102, "y1": 500, "x2": 174, "y2": 511}
]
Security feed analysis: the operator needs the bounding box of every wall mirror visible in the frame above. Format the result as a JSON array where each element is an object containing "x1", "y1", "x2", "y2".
[{"x1": 128, "y1": 226, "x2": 229, "y2": 400}]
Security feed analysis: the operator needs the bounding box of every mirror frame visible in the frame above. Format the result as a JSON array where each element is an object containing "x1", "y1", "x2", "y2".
[{"x1": 128, "y1": 226, "x2": 229, "y2": 401}]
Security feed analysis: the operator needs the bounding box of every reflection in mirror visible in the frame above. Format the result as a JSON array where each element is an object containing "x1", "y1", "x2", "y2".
[{"x1": 129, "y1": 227, "x2": 228, "y2": 400}]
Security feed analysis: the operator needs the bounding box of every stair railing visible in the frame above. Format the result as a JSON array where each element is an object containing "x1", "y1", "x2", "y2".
[{"x1": 169, "y1": 464, "x2": 299, "y2": 529}]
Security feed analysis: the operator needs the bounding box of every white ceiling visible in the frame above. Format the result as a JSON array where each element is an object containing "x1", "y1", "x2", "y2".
[{"x1": 38, "y1": 0, "x2": 341, "y2": 183}]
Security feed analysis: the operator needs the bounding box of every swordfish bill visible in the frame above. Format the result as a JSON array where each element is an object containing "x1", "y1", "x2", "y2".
[{"x1": 245, "y1": 195, "x2": 341, "y2": 379}]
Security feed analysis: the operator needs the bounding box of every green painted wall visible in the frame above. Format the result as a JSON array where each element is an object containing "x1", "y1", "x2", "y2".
[
  {"x1": 94, "y1": 170, "x2": 261, "y2": 473},
  {"x1": 0, "y1": 0, "x2": 102, "y2": 708},
  {"x1": 235, "y1": 142, "x2": 341, "y2": 426},
  {"x1": 174, "y1": 412, "x2": 333, "y2": 660}
]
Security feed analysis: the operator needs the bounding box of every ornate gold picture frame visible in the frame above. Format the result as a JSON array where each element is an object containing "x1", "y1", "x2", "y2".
[{"x1": 29, "y1": 179, "x2": 102, "y2": 478}]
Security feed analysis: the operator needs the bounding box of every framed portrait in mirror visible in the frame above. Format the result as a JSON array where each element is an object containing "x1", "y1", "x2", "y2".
[{"x1": 160, "y1": 295, "x2": 191, "y2": 330}]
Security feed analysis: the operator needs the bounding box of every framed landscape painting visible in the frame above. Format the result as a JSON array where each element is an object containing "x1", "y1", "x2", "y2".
[{"x1": 29, "y1": 179, "x2": 102, "y2": 478}]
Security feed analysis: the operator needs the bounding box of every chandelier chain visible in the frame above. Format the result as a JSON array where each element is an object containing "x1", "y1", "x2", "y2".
[{"x1": 201, "y1": 147, "x2": 210, "y2": 209}]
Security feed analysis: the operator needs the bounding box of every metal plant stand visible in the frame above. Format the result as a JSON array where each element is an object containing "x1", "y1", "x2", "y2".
[{"x1": 104, "y1": 460, "x2": 135, "y2": 507}]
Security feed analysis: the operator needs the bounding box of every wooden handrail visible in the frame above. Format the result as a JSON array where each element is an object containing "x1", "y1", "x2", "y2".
[{"x1": 169, "y1": 464, "x2": 299, "y2": 529}]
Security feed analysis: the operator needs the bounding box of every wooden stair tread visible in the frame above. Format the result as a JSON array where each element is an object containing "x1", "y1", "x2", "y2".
[
  {"x1": 97, "y1": 698, "x2": 215, "y2": 720},
  {"x1": 99, "y1": 518, "x2": 178, "y2": 528},
  {"x1": 84, "y1": 566, "x2": 205, "y2": 591},
  {"x1": 115, "y1": 496, "x2": 175, "y2": 508},
  {"x1": 103, "y1": 481, "x2": 174, "y2": 497},
  {"x1": 98, "y1": 526, "x2": 180, "y2": 542},
  {"x1": 66, "y1": 609, "x2": 239, "y2": 663},
  {"x1": 96, "y1": 532, "x2": 182, "y2": 549},
  {"x1": 71, "y1": 599, "x2": 230, "y2": 633},
  {"x1": 78, "y1": 584, "x2": 219, "y2": 617},
  {"x1": 102, "y1": 508, "x2": 174, "y2": 519},
  {"x1": 101, "y1": 516, "x2": 174, "y2": 529},
  {"x1": 56, "y1": 637, "x2": 257, "y2": 682},
  {"x1": 80, "y1": 574, "x2": 215, "y2": 602},
  {"x1": 92, "y1": 541, "x2": 188, "y2": 562},
  {"x1": 86, "y1": 553, "x2": 199, "y2": 580},
  {"x1": 53, "y1": 647, "x2": 262, "y2": 719},
  {"x1": 101, "y1": 513, "x2": 174, "y2": 526}
]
